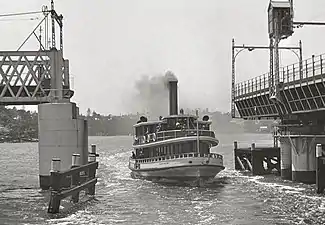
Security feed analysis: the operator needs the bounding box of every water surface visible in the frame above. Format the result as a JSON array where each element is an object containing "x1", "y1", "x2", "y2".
[{"x1": 1, "y1": 133, "x2": 325, "y2": 225}]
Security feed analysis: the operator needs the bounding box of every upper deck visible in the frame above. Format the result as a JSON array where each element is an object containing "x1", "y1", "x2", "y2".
[{"x1": 133, "y1": 114, "x2": 216, "y2": 146}]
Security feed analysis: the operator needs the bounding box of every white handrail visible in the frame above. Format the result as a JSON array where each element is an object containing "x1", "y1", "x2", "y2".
[{"x1": 131, "y1": 152, "x2": 223, "y2": 164}]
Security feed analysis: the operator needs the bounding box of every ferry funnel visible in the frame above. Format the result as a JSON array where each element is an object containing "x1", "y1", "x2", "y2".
[{"x1": 165, "y1": 71, "x2": 178, "y2": 115}]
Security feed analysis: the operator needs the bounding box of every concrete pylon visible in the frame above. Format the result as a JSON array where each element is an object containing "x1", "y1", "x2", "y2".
[
  {"x1": 291, "y1": 137, "x2": 316, "y2": 184},
  {"x1": 38, "y1": 102, "x2": 88, "y2": 190},
  {"x1": 279, "y1": 136, "x2": 292, "y2": 180}
]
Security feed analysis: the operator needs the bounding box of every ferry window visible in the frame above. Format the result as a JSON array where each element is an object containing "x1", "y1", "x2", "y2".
[
  {"x1": 200, "y1": 143, "x2": 209, "y2": 155},
  {"x1": 193, "y1": 142, "x2": 198, "y2": 152},
  {"x1": 189, "y1": 118, "x2": 195, "y2": 129},
  {"x1": 174, "y1": 144, "x2": 179, "y2": 155},
  {"x1": 181, "y1": 143, "x2": 191, "y2": 154},
  {"x1": 167, "y1": 118, "x2": 176, "y2": 129},
  {"x1": 136, "y1": 127, "x2": 143, "y2": 136},
  {"x1": 161, "y1": 124, "x2": 167, "y2": 130},
  {"x1": 142, "y1": 148, "x2": 149, "y2": 158},
  {"x1": 144, "y1": 126, "x2": 149, "y2": 134},
  {"x1": 148, "y1": 125, "x2": 156, "y2": 133},
  {"x1": 191, "y1": 142, "x2": 195, "y2": 153},
  {"x1": 179, "y1": 144, "x2": 182, "y2": 153}
]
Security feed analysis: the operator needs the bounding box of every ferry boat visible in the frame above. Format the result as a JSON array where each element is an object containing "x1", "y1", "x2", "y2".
[{"x1": 128, "y1": 71, "x2": 224, "y2": 183}]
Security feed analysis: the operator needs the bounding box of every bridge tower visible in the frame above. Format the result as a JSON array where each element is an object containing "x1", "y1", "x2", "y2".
[
  {"x1": 0, "y1": 1, "x2": 89, "y2": 189},
  {"x1": 268, "y1": 1, "x2": 294, "y2": 107},
  {"x1": 233, "y1": 0, "x2": 325, "y2": 184}
]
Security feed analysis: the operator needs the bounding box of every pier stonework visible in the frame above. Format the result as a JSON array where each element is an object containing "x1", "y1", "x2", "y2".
[
  {"x1": 316, "y1": 144, "x2": 325, "y2": 193},
  {"x1": 290, "y1": 137, "x2": 316, "y2": 184},
  {"x1": 38, "y1": 102, "x2": 88, "y2": 190}
]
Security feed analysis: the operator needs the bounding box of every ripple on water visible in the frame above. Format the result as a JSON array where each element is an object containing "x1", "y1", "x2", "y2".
[{"x1": 3, "y1": 135, "x2": 325, "y2": 225}]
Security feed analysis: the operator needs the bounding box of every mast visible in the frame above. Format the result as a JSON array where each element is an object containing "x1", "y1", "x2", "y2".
[{"x1": 196, "y1": 110, "x2": 200, "y2": 154}]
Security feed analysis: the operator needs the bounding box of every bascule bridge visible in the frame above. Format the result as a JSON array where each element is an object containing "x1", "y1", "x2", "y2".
[
  {"x1": 232, "y1": 0, "x2": 325, "y2": 183},
  {"x1": 1, "y1": 1, "x2": 88, "y2": 189}
]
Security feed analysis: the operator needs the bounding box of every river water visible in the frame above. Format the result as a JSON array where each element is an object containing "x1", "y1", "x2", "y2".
[{"x1": 1, "y1": 133, "x2": 325, "y2": 225}]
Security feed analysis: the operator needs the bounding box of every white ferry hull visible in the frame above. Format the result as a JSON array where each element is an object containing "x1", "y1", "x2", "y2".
[
  {"x1": 130, "y1": 165, "x2": 224, "y2": 181},
  {"x1": 129, "y1": 155, "x2": 224, "y2": 181}
]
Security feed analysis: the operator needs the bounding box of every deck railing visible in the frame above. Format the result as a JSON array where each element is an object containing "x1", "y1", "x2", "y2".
[
  {"x1": 131, "y1": 152, "x2": 223, "y2": 164},
  {"x1": 133, "y1": 129, "x2": 216, "y2": 145},
  {"x1": 156, "y1": 129, "x2": 215, "y2": 140},
  {"x1": 235, "y1": 53, "x2": 325, "y2": 99}
]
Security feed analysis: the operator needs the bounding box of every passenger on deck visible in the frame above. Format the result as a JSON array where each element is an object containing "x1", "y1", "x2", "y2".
[
  {"x1": 133, "y1": 137, "x2": 139, "y2": 145},
  {"x1": 131, "y1": 151, "x2": 136, "y2": 159},
  {"x1": 156, "y1": 124, "x2": 161, "y2": 132}
]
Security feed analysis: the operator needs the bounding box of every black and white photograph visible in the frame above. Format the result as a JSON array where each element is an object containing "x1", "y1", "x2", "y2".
[{"x1": 1, "y1": 0, "x2": 325, "y2": 224}]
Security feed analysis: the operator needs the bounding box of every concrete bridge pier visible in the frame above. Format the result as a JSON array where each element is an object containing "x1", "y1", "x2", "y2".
[
  {"x1": 279, "y1": 136, "x2": 292, "y2": 180},
  {"x1": 290, "y1": 137, "x2": 316, "y2": 184},
  {"x1": 38, "y1": 102, "x2": 88, "y2": 190}
]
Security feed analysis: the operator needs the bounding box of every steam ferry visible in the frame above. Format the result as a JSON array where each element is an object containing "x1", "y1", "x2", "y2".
[{"x1": 128, "y1": 71, "x2": 224, "y2": 183}]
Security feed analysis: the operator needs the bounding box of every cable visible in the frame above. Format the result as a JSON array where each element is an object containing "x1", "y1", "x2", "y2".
[
  {"x1": 0, "y1": 10, "x2": 44, "y2": 18},
  {"x1": 0, "y1": 17, "x2": 40, "y2": 22}
]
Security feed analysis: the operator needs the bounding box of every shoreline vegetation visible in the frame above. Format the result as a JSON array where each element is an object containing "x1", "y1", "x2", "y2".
[{"x1": 0, "y1": 107, "x2": 276, "y2": 143}]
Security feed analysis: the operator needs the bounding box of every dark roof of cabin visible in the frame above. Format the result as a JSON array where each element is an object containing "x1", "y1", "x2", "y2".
[
  {"x1": 133, "y1": 120, "x2": 163, "y2": 128},
  {"x1": 162, "y1": 114, "x2": 198, "y2": 120},
  {"x1": 268, "y1": 1, "x2": 291, "y2": 11},
  {"x1": 133, "y1": 114, "x2": 212, "y2": 127}
]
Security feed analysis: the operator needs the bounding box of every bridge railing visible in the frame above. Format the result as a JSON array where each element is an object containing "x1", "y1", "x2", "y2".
[{"x1": 235, "y1": 53, "x2": 325, "y2": 99}]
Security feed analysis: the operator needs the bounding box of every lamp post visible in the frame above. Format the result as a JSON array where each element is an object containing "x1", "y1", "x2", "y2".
[{"x1": 231, "y1": 39, "x2": 258, "y2": 118}]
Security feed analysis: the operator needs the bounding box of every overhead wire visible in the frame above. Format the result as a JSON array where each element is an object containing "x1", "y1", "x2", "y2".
[
  {"x1": 0, "y1": 17, "x2": 40, "y2": 22},
  {"x1": 0, "y1": 11, "x2": 45, "y2": 18}
]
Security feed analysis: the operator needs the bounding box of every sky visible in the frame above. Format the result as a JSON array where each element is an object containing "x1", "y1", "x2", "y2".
[{"x1": 1, "y1": 0, "x2": 325, "y2": 115}]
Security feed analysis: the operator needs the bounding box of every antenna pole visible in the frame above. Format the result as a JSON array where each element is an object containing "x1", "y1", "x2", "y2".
[
  {"x1": 51, "y1": 0, "x2": 55, "y2": 49},
  {"x1": 231, "y1": 38, "x2": 235, "y2": 118},
  {"x1": 196, "y1": 110, "x2": 200, "y2": 154},
  {"x1": 39, "y1": 26, "x2": 42, "y2": 50}
]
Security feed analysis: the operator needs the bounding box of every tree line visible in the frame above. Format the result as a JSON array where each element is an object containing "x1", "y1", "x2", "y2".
[
  {"x1": 0, "y1": 106, "x2": 38, "y2": 142},
  {"x1": 0, "y1": 107, "x2": 276, "y2": 142}
]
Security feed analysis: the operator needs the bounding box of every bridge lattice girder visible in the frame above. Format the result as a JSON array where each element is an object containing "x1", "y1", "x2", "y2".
[{"x1": 0, "y1": 49, "x2": 73, "y2": 105}]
